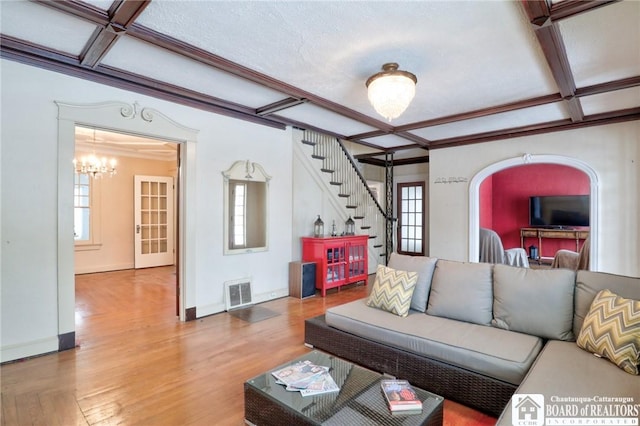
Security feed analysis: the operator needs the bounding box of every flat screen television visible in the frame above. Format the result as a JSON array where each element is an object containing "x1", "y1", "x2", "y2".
[{"x1": 529, "y1": 195, "x2": 590, "y2": 228}]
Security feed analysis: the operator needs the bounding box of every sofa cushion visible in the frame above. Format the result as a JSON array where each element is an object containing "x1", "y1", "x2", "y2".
[
  {"x1": 388, "y1": 252, "x2": 437, "y2": 312},
  {"x1": 326, "y1": 298, "x2": 543, "y2": 385},
  {"x1": 366, "y1": 265, "x2": 418, "y2": 317},
  {"x1": 427, "y1": 260, "x2": 493, "y2": 325},
  {"x1": 495, "y1": 340, "x2": 640, "y2": 426},
  {"x1": 492, "y1": 265, "x2": 576, "y2": 340},
  {"x1": 576, "y1": 289, "x2": 640, "y2": 375},
  {"x1": 574, "y1": 270, "x2": 640, "y2": 338}
]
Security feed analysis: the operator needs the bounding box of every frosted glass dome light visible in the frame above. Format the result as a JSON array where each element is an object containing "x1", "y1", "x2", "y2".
[{"x1": 366, "y1": 63, "x2": 417, "y2": 121}]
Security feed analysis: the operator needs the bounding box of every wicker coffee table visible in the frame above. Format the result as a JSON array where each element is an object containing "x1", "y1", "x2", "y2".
[{"x1": 244, "y1": 350, "x2": 443, "y2": 426}]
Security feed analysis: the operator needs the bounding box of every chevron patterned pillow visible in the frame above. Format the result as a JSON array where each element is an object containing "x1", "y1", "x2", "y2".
[
  {"x1": 576, "y1": 289, "x2": 640, "y2": 375},
  {"x1": 366, "y1": 265, "x2": 418, "y2": 317}
]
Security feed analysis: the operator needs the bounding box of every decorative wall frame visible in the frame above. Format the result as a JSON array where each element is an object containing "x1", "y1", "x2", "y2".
[{"x1": 222, "y1": 160, "x2": 271, "y2": 255}]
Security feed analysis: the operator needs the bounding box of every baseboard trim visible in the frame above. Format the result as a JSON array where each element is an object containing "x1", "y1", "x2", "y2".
[
  {"x1": 1, "y1": 336, "x2": 58, "y2": 363},
  {"x1": 194, "y1": 288, "x2": 289, "y2": 319},
  {"x1": 58, "y1": 332, "x2": 76, "y2": 351},
  {"x1": 185, "y1": 307, "x2": 196, "y2": 321},
  {"x1": 75, "y1": 263, "x2": 135, "y2": 275},
  {"x1": 252, "y1": 288, "x2": 289, "y2": 304}
]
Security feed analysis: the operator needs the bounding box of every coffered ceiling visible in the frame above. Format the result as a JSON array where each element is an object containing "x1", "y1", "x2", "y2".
[{"x1": 1, "y1": 0, "x2": 639, "y2": 164}]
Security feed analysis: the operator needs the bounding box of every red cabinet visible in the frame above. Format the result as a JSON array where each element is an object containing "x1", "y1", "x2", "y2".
[{"x1": 301, "y1": 235, "x2": 368, "y2": 297}]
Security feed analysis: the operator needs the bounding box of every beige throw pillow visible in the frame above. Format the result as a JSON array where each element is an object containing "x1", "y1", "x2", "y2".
[
  {"x1": 576, "y1": 289, "x2": 640, "y2": 375},
  {"x1": 388, "y1": 252, "x2": 437, "y2": 312},
  {"x1": 492, "y1": 265, "x2": 575, "y2": 340},
  {"x1": 366, "y1": 265, "x2": 418, "y2": 317},
  {"x1": 426, "y1": 260, "x2": 493, "y2": 325}
]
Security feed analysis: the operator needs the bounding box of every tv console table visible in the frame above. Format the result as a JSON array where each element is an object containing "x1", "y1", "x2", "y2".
[{"x1": 520, "y1": 227, "x2": 589, "y2": 260}]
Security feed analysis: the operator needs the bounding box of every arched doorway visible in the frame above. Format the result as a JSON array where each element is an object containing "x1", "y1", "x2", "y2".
[{"x1": 468, "y1": 154, "x2": 599, "y2": 270}]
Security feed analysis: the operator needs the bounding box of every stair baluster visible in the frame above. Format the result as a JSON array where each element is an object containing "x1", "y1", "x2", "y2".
[{"x1": 302, "y1": 130, "x2": 393, "y2": 264}]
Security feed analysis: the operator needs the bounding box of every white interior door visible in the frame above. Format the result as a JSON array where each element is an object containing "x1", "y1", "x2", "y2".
[{"x1": 134, "y1": 175, "x2": 174, "y2": 269}]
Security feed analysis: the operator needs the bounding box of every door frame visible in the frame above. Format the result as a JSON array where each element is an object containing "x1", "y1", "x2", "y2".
[
  {"x1": 57, "y1": 101, "x2": 198, "y2": 341},
  {"x1": 468, "y1": 154, "x2": 599, "y2": 270},
  {"x1": 396, "y1": 181, "x2": 426, "y2": 255}
]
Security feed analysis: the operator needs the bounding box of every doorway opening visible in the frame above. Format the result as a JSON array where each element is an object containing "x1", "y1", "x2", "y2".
[
  {"x1": 73, "y1": 128, "x2": 180, "y2": 316},
  {"x1": 468, "y1": 154, "x2": 599, "y2": 270},
  {"x1": 58, "y1": 101, "x2": 198, "y2": 350}
]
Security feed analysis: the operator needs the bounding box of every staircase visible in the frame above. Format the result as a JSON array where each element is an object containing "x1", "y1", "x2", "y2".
[{"x1": 300, "y1": 129, "x2": 392, "y2": 266}]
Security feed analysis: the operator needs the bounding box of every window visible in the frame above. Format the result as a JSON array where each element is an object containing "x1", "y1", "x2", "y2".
[
  {"x1": 232, "y1": 182, "x2": 247, "y2": 248},
  {"x1": 74, "y1": 173, "x2": 90, "y2": 241},
  {"x1": 397, "y1": 182, "x2": 425, "y2": 255},
  {"x1": 74, "y1": 172, "x2": 102, "y2": 250}
]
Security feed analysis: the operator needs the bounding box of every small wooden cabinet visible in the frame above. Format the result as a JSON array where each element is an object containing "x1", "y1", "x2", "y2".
[
  {"x1": 288, "y1": 261, "x2": 316, "y2": 299},
  {"x1": 301, "y1": 235, "x2": 368, "y2": 297}
]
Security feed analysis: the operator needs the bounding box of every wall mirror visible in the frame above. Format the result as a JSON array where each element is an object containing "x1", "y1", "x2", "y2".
[{"x1": 222, "y1": 160, "x2": 270, "y2": 255}]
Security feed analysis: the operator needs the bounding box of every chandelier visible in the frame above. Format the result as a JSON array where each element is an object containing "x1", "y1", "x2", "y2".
[
  {"x1": 73, "y1": 128, "x2": 117, "y2": 178},
  {"x1": 366, "y1": 63, "x2": 417, "y2": 121}
]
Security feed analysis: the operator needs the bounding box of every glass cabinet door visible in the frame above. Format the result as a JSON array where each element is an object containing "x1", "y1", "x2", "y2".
[
  {"x1": 326, "y1": 246, "x2": 345, "y2": 283},
  {"x1": 348, "y1": 243, "x2": 366, "y2": 277}
]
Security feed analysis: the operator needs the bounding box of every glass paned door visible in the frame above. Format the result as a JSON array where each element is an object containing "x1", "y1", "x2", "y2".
[
  {"x1": 326, "y1": 246, "x2": 345, "y2": 283},
  {"x1": 397, "y1": 182, "x2": 425, "y2": 255},
  {"x1": 134, "y1": 175, "x2": 174, "y2": 268},
  {"x1": 348, "y1": 243, "x2": 365, "y2": 277}
]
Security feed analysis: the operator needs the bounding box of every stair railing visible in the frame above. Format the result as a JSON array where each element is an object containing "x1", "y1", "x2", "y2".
[{"x1": 303, "y1": 130, "x2": 394, "y2": 262}]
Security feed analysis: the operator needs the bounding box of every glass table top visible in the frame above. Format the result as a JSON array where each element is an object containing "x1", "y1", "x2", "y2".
[{"x1": 245, "y1": 350, "x2": 443, "y2": 425}]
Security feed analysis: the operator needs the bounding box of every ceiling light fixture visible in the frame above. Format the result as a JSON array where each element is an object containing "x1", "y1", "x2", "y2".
[
  {"x1": 73, "y1": 128, "x2": 117, "y2": 178},
  {"x1": 366, "y1": 63, "x2": 417, "y2": 122}
]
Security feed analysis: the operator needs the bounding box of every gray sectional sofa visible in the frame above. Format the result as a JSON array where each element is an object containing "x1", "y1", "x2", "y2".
[{"x1": 304, "y1": 253, "x2": 640, "y2": 420}]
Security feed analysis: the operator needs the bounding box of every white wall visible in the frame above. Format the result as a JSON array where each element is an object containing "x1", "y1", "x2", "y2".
[
  {"x1": 291, "y1": 129, "x2": 345, "y2": 262},
  {"x1": 291, "y1": 130, "x2": 386, "y2": 274},
  {"x1": 429, "y1": 121, "x2": 640, "y2": 277},
  {"x1": 1, "y1": 59, "x2": 293, "y2": 361}
]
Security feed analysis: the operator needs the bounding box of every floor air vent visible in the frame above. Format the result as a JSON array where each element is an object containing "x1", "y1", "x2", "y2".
[{"x1": 225, "y1": 278, "x2": 253, "y2": 311}]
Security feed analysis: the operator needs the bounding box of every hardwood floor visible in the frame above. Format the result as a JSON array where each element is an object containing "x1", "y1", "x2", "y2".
[{"x1": 1, "y1": 267, "x2": 369, "y2": 425}]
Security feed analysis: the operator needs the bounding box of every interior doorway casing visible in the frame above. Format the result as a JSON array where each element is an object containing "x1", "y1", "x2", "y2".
[
  {"x1": 57, "y1": 101, "x2": 198, "y2": 340},
  {"x1": 468, "y1": 154, "x2": 599, "y2": 270}
]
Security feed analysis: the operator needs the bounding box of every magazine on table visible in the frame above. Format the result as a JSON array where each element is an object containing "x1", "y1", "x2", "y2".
[
  {"x1": 271, "y1": 359, "x2": 339, "y2": 397},
  {"x1": 380, "y1": 379, "x2": 422, "y2": 412},
  {"x1": 297, "y1": 372, "x2": 340, "y2": 396}
]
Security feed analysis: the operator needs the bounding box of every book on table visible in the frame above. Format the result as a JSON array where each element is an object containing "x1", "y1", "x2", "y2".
[{"x1": 380, "y1": 379, "x2": 422, "y2": 412}]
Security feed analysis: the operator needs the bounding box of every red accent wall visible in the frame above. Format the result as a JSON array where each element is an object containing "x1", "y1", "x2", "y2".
[
  {"x1": 480, "y1": 175, "x2": 493, "y2": 229},
  {"x1": 483, "y1": 164, "x2": 589, "y2": 258}
]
